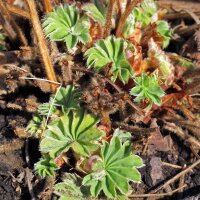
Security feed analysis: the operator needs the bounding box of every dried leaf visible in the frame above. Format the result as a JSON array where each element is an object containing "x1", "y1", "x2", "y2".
[
  {"x1": 150, "y1": 156, "x2": 163, "y2": 185},
  {"x1": 148, "y1": 119, "x2": 172, "y2": 154}
]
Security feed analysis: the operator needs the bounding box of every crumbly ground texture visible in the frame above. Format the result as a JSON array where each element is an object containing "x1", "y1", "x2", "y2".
[{"x1": 0, "y1": 0, "x2": 200, "y2": 200}]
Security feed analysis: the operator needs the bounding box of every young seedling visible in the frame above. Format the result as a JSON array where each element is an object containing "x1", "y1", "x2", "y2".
[{"x1": 130, "y1": 73, "x2": 165, "y2": 109}]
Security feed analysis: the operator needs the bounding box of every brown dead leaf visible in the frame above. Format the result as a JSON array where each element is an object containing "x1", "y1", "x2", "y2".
[
  {"x1": 25, "y1": 95, "x2": 39, "y2": 112},
  {"x1": 14, "y1": 127, "x2": 29, "y2": 138},
  {"x1": 148, "y1": 118, "x2": 173, "y2": 154},
  {"x1": 150, "y1": 156, "x2": 163, "y2": 185}
]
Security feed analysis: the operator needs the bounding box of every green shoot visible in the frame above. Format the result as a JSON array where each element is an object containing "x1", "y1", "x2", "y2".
[{"x1": 130, "y1": 73, "x2": 165, "y2": 109}]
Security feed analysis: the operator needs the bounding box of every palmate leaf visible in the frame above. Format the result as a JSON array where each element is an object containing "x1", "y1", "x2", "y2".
[
  {"x1": 85, "y1": 36, "x2": 133, "y2": 84},
  {"x1": 40, "y1": 109, "x2": 104, "y2": 158},
  {"x1": 43, "y1": 5, "x2": 90, "y2": 49},
  {"x1": 35, "y1": 155, "x2": 57, "y2": 178},
  {"x1": 54, "y1": 85, "x2": 81, "y2": 114},
  {"x1": 54, "y1": 173, "x2": 89, "y2": 200},
  {"x1": 130, "y1": 73, "x2": 165, "y2": 109},
  {"x1": 83, "y1": 136, "x2": 143, "y2": 198},
  {"x1": 38, "y1": 98, "x2": 56, "y2": 116},
  {"x1": 83, "y1": 0, "x2": 106, "y2": 25}
]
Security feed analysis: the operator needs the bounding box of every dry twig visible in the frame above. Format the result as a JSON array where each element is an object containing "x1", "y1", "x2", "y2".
[
  {"x1": 5, "y1": 3, "x2": 30, "y2": 19},
  {"x1": 116, "y1": 0, "x2": 142, "y2": 37},
  {"x1": 26, "y1": 0, "x2": 58, "y2": 92},
  {"x1": 0, "y1": 1, "x2": 28, "y2": 45},
  {"x1": 43, "y1": 0, "x2": 53, "y2": 13},
  {"x1": 103, "y1": 0, "x2": 116, "y2": 38},
  {"x1": 129, "y1": 184, "x2": 187, "y2": 198},
  {"x1": 154, "y1": 159, "x2": 200, "y2": 193}
]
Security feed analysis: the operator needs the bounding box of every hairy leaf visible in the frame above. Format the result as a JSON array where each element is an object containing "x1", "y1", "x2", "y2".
[
  {"x1": 83, "y1": 0, "x2": 106, "y2": 25},
  {"x1": 54, "y1": 173, "x2": 89, "y2": 200},
  {"x1": 130, "y1": 73, "x2": 165, "y2": 109},
  {"x1": 113, "y1": 128, "x2": 132, "y2": 143},
  {"x1": 38, "y1": 99, "x2": 56, "y2": 116},
  {"x1": 85, "y1": 36, "x2": 133, "y2": 84},
  {"x1": 43, "y1": 5, "x2": 90, "y2": 49},
  {"x1": 54, "y1": 86, "x2": 81, "y2": 114},
  {"x1": 83, "y1": 136, "x2": 143, "y2": 198},
  {"x1": 40, "y1": 109, "x2": 104, "y2": 158},
  {"x1": 35, "y1": 155, "x2": 57, "y2": 178},
  {"x1": 26, "y1": 115, "x2": 44, "y2": 136}
]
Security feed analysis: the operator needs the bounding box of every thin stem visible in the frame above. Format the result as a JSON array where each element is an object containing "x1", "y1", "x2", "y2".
[
  {"x1": 116, "y1": 0, "x2": 142, "y2": 37},
  {"x1": 103, "y1": 0, "x2": 116, "y2": 38},
  {"x1": 26, "y1": 0, "x2": 58, "y2": 92},
  {"x1": 154, "y1": 159, "x2": 200, "y2": 193},
  {"x1": 129, "y1": 184, "x2": 187, "y2": 198},
  {"x1": 43, "y1": 0, "x2": 53, "y2": 13},
  {"x1": 5, "y1": 3, "x2": 30, "y2": 19},
  {"x1": 0, "y1": 1, "x2": 28, "y2": 46}
]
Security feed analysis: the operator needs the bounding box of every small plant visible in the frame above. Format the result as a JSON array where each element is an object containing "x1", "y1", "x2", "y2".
[
  {"x1": 130, "y1": 73, "x2": 165, "y2": 109},
  {"x1": 85, "y1": 36, "x2": 133, "y2": 83},
  {"x1": 43, "y1": 4, "x2": 90, "y2": 49},
  {"x1": 83, "y1": 135, "x2": 143, "y2": 198},
  {"x1": 35, "y1": 155, "x2": 57, "y2": 178},
  {"x1": 40, "y1": 109, "x2": 104, "y2": 158}
]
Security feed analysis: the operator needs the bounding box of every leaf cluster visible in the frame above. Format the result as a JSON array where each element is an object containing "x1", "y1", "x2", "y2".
[
  {"x1": 43, "y1": 5, "x2": 90, "y2": 49},
  {"x1": 83, "y1": 135, "x2": 143, "y2": 198},
  {"x1": 130, "y1": 73, "x2": 165, "y2": 109},
  {"x1": 85, "y1": 36, "x2": 133, "y2": 84}
]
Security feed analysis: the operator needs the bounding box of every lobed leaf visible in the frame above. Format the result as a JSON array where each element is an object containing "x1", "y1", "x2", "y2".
[
  {"x1": 35, "y1": 155, "x2": 57, "y2": 178},
  {"x1": 54, "y1": 173, "x2": 89, "y2": 200},
  {"x1": 83, "y1": 0, "x2": 106, "y2": 25},
  {"x1": 83, "y1": 136, "x2": 143, "y2": 198},
  {"x1": 85, "y1": 36, "x2": 133, "y2": 84},
  {"x1": 130, "y1": 73, "x2": 165, "y2": 109},
  {"x1": 40, "y1": 109, "x2": 104, "y2": 158},
  {"x1": 54, "y1": 85, "x2": 81, "y2": 114},
  {"x1": 43, "y1": 5, "x2": 90, "y2": 49}
]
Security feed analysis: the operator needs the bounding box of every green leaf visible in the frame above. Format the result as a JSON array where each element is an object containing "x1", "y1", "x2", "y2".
[
  {"x1": 54, "y1": 173, "x2": 89, "y2": 200},
  {"x1": 40, "y1": 109, "x2": 104, "y2": 158},
  {"x1": 113, "y1": 128, "x2": 132, "y2": 143},
  {"x1": 156, "y1": 20, "x2": 172, "y2": 48},
  {"x1": 26, "y1": 115, "x2": 44, "y2": 136},
  {"x1": 0, "y1": 31, "x2": 6, "y2": 51},
  {"x1": 130, "y1": 73, "x2": 165, "y2": 109},
  {"x1": 83, "y1": 0, "x2": 106, "y2": 25},
  {"x1": 83, "y1": 136, "x2": 143, "y2": 198},
  {"x1": 38, "y1": 98, "x2": 56, "y2": 116},
  {"x1": 54, "y1": 85, "x2": 81, "y2": 114},
  {"x1": 85, "y1": 36, "x2": 133, "y2": 84},
  {"x1": 123, "y1": 0, "x2": 157, "y2": 38},
  {"x1": 35, "y1": 155, "x2": 57, "y2": 178},
  {"x1": 43, "y1": 5, "x2": 90, "y2": 49}
]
